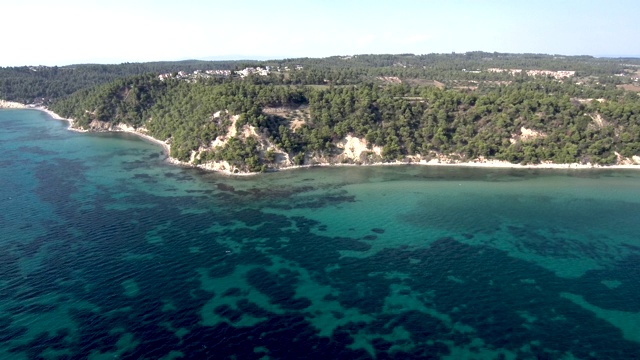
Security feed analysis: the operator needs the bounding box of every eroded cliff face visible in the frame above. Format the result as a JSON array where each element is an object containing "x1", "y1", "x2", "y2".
[
  {"x1": 192, "y1": 117, "x2": 294, "y2": 174},
  {"x1": 88, "y1": 120, "x2": 114, "y2": 131},
  {"x1": 84, "y1": 120, "x2": 142, "y2": 134}
]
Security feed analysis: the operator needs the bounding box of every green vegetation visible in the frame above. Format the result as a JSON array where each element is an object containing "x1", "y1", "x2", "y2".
[
  {"x1": 0, "y1": 60, "x2": 242, "y2": 104},
  {"x1": 3, "y1": 53, "x2": 640, "y2": 172}
]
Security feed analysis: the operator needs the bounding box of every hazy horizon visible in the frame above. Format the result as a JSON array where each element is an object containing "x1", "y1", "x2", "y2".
[{"x1": 4, "y1": 52, "x2": 640, "y2": 68}]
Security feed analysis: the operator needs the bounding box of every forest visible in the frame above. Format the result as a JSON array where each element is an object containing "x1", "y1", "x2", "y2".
[
  {"x1": 3, "y1": 53, "x2": 640, "y2": 172},
  {"x1": 3, "y1": 52, "x2": 639, "y2": 103},
  {"x1": 0, "y1": 60, "x2": 242, "y2": 104}
]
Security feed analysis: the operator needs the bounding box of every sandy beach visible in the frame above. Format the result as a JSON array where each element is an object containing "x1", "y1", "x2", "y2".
[
  {"x1": 112, "y1": 123, "x2": 171, "y2": 155},
  {"x1": 0, "y1": 100, "x2": 27, "y2": 109},
  {"x1": 3, "y1": 100, "x2": 640, "y2": 175},
  {"x1": 270, "y1": 158, "x2": 640, "y2": 174},
  {"x1": 0, "y1": 101, "x2": 170, "y2": 154},
  {"x1": 31, "y1": 105, "x2": 83, "y2": 130}
]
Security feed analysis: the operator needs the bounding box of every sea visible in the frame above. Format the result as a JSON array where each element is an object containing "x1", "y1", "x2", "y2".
[{"x1": 1, "y1": 109, "x2": 640, "y2": 359}]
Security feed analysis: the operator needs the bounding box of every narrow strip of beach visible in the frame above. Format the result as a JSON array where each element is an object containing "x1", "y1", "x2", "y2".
[
  {"x1": 1, "y1": 100, "x2": 171, "y2": 154},
  {"x1": 3, "y1": 100, "x2": 640, "y2": 175}
]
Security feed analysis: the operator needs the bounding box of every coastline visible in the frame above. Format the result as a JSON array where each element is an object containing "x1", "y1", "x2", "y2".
[
  {"x1": 268, "y1": 159, "x2": 640, "y2": 173},
  {"x1": 33, "y1": 106, "x2": 81, "y2": 129},
  {"x1": 3, "y1": 100, "x2": 640, "y2": 175},
  {"x1": 0, "y1": 100, "x2": 28, "y2": 109},
  {"x1": 0, "y1": 101, "x2": 172, "y2": 154},
  {"x1": 112, "y1": 123, "x2": 171, "y2": 155}
]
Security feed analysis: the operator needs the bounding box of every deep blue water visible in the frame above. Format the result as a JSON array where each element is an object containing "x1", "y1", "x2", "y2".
[{"x1": 2, "y1": 109, "x2": 640, "y2": 359}]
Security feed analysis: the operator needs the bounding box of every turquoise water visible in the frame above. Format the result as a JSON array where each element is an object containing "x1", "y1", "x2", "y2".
[{"x1": 1, "y1": 109, "x2": 640, "y2": 359}]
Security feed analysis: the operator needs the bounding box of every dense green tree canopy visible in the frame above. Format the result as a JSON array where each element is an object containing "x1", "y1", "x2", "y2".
[{"x1": 3, "y1": 53, "x2": 640, "y2": 172}]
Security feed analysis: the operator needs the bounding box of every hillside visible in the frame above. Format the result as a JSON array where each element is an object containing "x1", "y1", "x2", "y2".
[{"x1": 3, "y1": 53, "x2": 640, "y2": 173}]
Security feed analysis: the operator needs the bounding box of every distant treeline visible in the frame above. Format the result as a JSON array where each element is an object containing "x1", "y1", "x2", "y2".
[
  {"x1": 3, "y1": 52, "x2": 639, "y2": 103},
  {"x1": 0, "y1": 60, "x2": 242, "y2": 104}
]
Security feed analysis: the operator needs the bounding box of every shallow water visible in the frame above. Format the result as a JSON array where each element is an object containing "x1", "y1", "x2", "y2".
[{"x1": 2, "y1": 109, "x2": 640, "y2": 359}]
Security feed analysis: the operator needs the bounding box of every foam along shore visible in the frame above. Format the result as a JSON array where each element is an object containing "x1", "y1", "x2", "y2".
[{"x1": 4, "y1": 100, "x2": 640, "y2": 175}]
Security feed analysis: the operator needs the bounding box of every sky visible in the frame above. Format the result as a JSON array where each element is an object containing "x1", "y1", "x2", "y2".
[{"x1": 1, "y1": 0, "x2": 639, "y2": 66}]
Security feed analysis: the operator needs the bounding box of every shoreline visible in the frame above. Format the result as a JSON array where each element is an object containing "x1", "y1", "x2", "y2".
[
  {"x1": 3, "y1": 101, "x2": 640, "y2": 175},
  {"x1": 4, "y1": 103, "x2": 171, "y2": 155},
  {"x1": 268, "y1": 159, "x2": 640, "y2": 173},
  {"x1": 112, "y1": 123, "x2": 171, "y2": 155}
]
